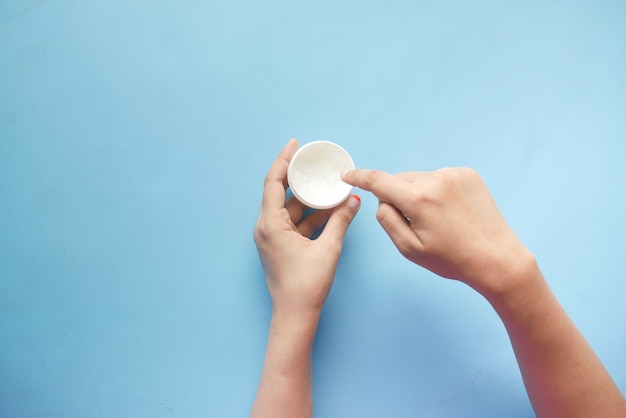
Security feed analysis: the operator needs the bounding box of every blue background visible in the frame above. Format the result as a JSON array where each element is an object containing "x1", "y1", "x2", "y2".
[{"x1": 1, "y1": 1, "x2": 625, "y2": 417}]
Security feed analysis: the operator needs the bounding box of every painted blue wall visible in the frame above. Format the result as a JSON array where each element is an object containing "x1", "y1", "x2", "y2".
[{"x1": 1, "y1": 1, "x2": 625, "y2": 416}]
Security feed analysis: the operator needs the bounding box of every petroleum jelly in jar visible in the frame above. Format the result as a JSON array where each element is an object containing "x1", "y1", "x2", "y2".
[{"x1": 287, "y1": 141, "x2": 355, "y2": 210}]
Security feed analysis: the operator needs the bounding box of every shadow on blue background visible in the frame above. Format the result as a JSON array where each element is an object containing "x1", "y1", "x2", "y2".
[{"x1": 1, "y1": 0, "x2": 625, "y2": 417}]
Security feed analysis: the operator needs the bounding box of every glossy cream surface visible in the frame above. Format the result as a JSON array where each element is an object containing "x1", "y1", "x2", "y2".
[{"x1": 288, "y1": 141, "x2": 354, "y2": 209}]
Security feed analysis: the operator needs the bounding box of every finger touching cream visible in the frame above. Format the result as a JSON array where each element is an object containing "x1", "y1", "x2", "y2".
[{"x1": 287, "y1": 141, "x2": 355, "y2": 210}]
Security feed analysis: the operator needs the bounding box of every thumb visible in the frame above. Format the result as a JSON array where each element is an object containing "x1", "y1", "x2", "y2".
[{"x1": 319, "y1": 195, "x2": 361, "y2": 246}]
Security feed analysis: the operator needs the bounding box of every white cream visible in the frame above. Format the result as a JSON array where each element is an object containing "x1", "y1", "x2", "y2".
[{"x1": 287, "y1": 141, "x2": 355, "y2": 209}]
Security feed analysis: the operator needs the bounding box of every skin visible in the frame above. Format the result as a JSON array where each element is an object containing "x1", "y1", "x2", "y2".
[
  {"x1": 251, "y1": 139, "x2": 361, "y2": 418},
  {"x1": 252, "y1": 141, "x2": 626, "y2": 418},
  {"x1": 341, "y1": 167, "x2": 626, "y2": 418}
]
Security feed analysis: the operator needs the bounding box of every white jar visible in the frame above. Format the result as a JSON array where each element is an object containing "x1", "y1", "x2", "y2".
[{"x1": 287, "y1": 141, "x2": 355, "y2": 210}]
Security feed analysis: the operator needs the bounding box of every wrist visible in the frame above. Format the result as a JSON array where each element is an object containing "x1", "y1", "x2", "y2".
[
  {"x1": 270, "y1": 308, "x2": 321, "y2": 343},
  {"x1": 480, "y1": 249, "x2": 547, "y2": 314}
]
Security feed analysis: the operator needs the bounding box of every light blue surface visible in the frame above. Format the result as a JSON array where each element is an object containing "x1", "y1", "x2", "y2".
[{"x1": 1, "y1": 1, "x2": 625, "y2": 417}]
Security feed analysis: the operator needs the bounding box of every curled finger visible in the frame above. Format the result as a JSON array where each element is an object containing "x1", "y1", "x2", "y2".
[
  {"x1": 376, "y1": 201, "x2": 424, "y2": 259},
  {"x1": 297, "y1": 209, "x2": 332, "y2": 239},
  {"x1": 285, "y1": 196, "x2": 309, "y2": 225}
]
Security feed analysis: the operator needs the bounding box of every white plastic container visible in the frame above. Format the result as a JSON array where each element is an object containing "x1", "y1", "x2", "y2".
[{"x1": 287, "y1": 141, "x2": 355, "y2": 210}]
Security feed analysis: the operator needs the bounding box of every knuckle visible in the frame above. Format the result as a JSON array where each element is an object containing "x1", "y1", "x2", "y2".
[
  {"x1": 406, "y1": 190, "x2": 427, "y2": 207},
  {"x1": 433, "y1": 170, "x2": 452, "y2": 188},
  {"x1": 375, "y1": 204, "x2": 393, "y2": 224},
  {"x1": 334, "y1": 210, "x2": 352, "y2": 228},
  {"x1": 462, "y1": 167, "x2": 483, "y2": 185},
  {"x1": 459, "y1": 166, "x2": 479, "y2": 178},
  {"x1": 420, "y1": 171, "x2": 458, "y2": 203},
  {"x1": 395, "y1": 236, "x2": 416, "y2": 258},
  {"x1": 448, "y1": 167, "x2": 480, "y2": 183},
  {"x1": 252, "y1": 227, "x2": 263, "y2": 245},
  {"x1": 253, "y1": 219, "x2": 270, "y2": 244}
]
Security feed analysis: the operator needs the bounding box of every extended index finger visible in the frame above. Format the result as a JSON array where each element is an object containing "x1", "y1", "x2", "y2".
[
  {"x1": 262, "y1": 138, "x2": 299, "y2": 211},
  {"x1": 341, "y1": 169, "x2": 413, "y2": 210}
]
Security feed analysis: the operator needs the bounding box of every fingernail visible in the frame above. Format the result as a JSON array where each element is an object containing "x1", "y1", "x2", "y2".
[
  {"x1": 340, "y1": 170, "x2": 350, "y2": 180},
  {"x1": 347, "y1": 194, "x2": 361, "y2": 209}
]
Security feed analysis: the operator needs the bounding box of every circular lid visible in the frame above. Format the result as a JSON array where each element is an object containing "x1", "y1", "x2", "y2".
[{"x1": 287, "y1": 141, "x2": 355, "y2": 210}]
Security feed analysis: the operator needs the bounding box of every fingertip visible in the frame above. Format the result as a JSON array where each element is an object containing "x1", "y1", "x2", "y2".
[
  {"x1": 276, "y1": 138, "x2": 300, "y2": 167},
  {"x1": 346, "y1": 194, "x2": 361, "y2": 210},
  {"x1": 283, "y1": 138, "x2": 299, "y2": 154}
]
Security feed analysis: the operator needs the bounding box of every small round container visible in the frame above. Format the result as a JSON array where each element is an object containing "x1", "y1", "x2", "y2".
[{"x1": 287, "y1": 141, "x2": 355, "y2": 210}]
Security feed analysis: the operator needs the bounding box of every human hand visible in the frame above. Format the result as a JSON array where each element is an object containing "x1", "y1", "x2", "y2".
[
  {"x1": 251, "y1": 139, "x2": 360, "y2": 418},
  {"x1": 254, "y1": 139, "x2": 361, "y2": 320},
  {"x1": 341, "y1": 168, "x2": 533, "y2": 298}
]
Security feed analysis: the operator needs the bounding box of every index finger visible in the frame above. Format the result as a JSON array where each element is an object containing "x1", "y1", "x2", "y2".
[
  {"x1": 262, "y1": 138, "x2": 299, "y2": 212},
  {"x1": 341, "y1": 169, "x2": 413, "y2": 210}
]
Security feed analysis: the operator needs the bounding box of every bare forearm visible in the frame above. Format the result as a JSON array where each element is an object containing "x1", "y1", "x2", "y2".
[
  {"x1": 251, "y1": 310, "x2": 321, "y2": 418},
  {"x1": 486, "y1": 257, "x2": 626, "y2": 418}
]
